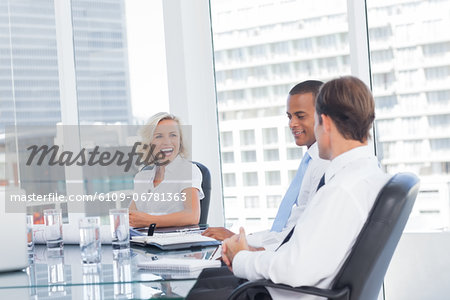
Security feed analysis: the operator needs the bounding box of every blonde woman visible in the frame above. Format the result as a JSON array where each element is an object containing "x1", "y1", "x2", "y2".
[{"x1": 129, "y1": 112, "x2": 204, "y2": 227}]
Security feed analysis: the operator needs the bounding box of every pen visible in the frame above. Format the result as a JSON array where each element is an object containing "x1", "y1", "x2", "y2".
[
  {"x1": 209, "y1": 246, "x2": 219, "y2": 260},
  {"x1": 148, "y1": 223, "x2": 157, "y2": 236}
]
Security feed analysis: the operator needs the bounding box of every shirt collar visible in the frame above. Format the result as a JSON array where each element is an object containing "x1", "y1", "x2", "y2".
[
  {"x1": 325, "y1": 145, "x2": 373, "y2": 184},
  {"x1": 306, "y1": 142, "x2": 319, "y2": 161}
]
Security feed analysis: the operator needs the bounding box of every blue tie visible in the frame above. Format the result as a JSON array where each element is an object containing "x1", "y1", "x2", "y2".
[
  {"x1": 271, "y1": 152, "x2": 311, "y2": 232},
  {"x1": 276, "y1": 173, "x2": 326, "y2": 250}
]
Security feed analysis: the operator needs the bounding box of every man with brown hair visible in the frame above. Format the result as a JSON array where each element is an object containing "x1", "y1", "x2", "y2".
[
  {"x1": 203, "y1": 80, "x2": 329, "y2": 250},
  {"x1": 187, "y1": 76, "x2": 390, "y2": 300}
]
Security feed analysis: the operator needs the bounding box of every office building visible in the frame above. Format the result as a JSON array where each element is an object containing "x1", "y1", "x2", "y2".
[
  {"x1": 211, "y1": 0, "x2": 450, "y2": 232},
  {"x1": 0, "y1": 0, "x2": 131, "y2": 130}
]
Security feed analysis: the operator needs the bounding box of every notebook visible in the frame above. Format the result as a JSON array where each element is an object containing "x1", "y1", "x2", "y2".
[
  {"x1": 131, "y1": 233, "x2": 221, "y2": 250},
  {"x1": 137, "y1": 258, "x2": 221, "y2": 274}
]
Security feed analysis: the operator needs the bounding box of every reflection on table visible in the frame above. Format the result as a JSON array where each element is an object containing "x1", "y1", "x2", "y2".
[
  {"x1": 0, "y1": 280, "x2": 197, "y2": 300},
  {"x1": 0, "y1": 244, "x2": 218, "y2": 299}
]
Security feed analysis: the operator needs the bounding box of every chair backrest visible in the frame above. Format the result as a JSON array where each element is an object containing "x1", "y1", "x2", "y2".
[
  {"x1": 192, "y1": 161, "x2": 211, "y2": 224},
  {"x1": 331, "y1": 172, "x2": 420, "y2": 300}
]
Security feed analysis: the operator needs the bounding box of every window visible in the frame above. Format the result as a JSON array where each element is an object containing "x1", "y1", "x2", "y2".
[
  {"x1": 287, "y1": 147, "x2": 302, "y2": 160},
  {"x1": 429, "y1": 114, "x2": 450, "y2": 129},
  {"x1": 368, "y1": 26, "x2": 392, "y2": 41},
  {"x1": 425, "y1": 66, "x2": 450, "y2": 81},
  {"x1": 370, "y1": 49, "x2": 393, "y2": 64},
  {"x1": 243, "y1": 172, "x2": 258, "y2": 186},
  {"x1": 251, "y1": 87, "x2": 268, "y2": 99},
  {"x1": 244, "y1": 196, "x2": 260, "y2": 208},
  {"x1": 423, "y1": 42, "x2": 450, "y2": 57},
  {"x1": 223, "y1": 173, "x2": 236, "y2": 187},
  {"x1": 248, "y1": 45, "x2": 267, "y2": 60},
  {"x1": 375, "y1": 95, "x2": 397, "y2": 111},
  {"x1": 368, "y1": 0, "x2": 450, "y2": 232},
  {"x1": 398, "y1": 69, "x2": 420, "y2": 88},
  {"x1": 2, "y1": 0, "x2": 178, "y2": 223},
  {"x1": 241, "y1": 150, "x2": 257, "y2": 162},
  {"x1": 266, "y1": 195, "x2": 282, "y2": 208},
  {"x1": 210, "y1": 0, "x2": 349, "y2": 230},
  {"x1": 430, "y1": 138, "x2": 450, "y2": 152},
  {"x1": 270, "y1": 41, "x2": 290, "y2": 57},
  {"x1": 221, "y1": 131, "x2": 233, "y2": 147},
  {"x1": 316, "y1": 34, "x2": 337, "y2": 50},
  {"x1": 264, "y1": 149, "x2": 279, "y2": 161},
  {"x1": 240, "y1": 129, "x2": 255, "y2": 146},
  {"x1": 265, "y1": 171, "x2": 281, "y2": 185},
  {"x1": 372, "y1": 72, "x2": 395, "y2": 90},
  {"x1": 221, "y1": 151, "x2": 235, "y2": 163},
  {"x1": 427, "y1": 90, "x2": 450, "y2": 107},
  {"x1": 294, "y1": 38, "x2": 313, "y2": 53},
  {"x1": 227, "y1": 48, "x2": 244, "y2": 63},
  {"x1": 262, "y1": 128, "x2": 278, "y2": 144},
  {"x1": 271, "y1": 63, "x2": 291, "y2": 79},
  {"x1": 396, "y1": 46, "x2": 418, "y2": 65}
]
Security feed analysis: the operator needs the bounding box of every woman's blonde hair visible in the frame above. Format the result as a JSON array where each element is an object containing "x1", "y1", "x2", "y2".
[{"x1": 138, "y1": 112, "x2": 187, "y2": 164}]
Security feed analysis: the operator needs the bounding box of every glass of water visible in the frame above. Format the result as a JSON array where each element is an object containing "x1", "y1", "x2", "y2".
[
  {"x1": 109, "y1": 208, "x2": 129, "y2": 251},
  {"x1": 44, "y1": 209, "x2": 63, "y2": 253},
  {"x1": 79, "y1": 217, "x2": 101, "y2": 264}
]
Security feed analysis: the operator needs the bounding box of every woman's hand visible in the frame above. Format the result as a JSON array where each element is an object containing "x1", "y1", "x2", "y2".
[{"x1": 129, "y1": 211, "x2": 152, "y2": 228}]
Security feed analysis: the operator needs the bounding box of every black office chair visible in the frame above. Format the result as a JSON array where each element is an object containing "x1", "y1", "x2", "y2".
[
  {"x1": 192, "y1": 161, "x2": 211, "y2": 225},
  {"x1": 228, "y1": 172, "x2": 420, "y2": 300}
]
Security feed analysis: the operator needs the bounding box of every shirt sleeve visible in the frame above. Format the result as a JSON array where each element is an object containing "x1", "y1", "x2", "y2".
[
  {"x1": 246, "y1": 230, "x2": 270, "y2": 248},
  {"x1": 185, "y1": 163, "x2": 204, "y2": 199},
  {"x1": 233, "y1": 187, "x2": 367, "y2": 287}
]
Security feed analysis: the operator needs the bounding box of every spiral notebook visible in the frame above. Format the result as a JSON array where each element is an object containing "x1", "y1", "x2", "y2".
[
  {"x1": 131, "y1": 233, "x2": 221, "y2": 250},
  {"x1": 137, "y1": 258, "x2": 221, "y2": 274}
]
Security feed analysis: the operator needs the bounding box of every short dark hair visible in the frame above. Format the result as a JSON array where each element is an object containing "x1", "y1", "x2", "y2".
[
  {"x1": 289, "y1": 80, "x2": 323, "y2": 98},
  {"x1": 316, "y1": 76, "x2": 375, "y2": 143}
]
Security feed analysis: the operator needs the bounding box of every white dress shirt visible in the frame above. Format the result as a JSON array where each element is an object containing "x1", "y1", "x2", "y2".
[
  {"x1": 233, "y1": 145, "x2": 390, "y2": 300},
  {"x1": 246, "y1": 142, "x2": 329, "y2": 250},
  {"x1": 133, "y1": 155, "x2": 204, "y2": 214}
]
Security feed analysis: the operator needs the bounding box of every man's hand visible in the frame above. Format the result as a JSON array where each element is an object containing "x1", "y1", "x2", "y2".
[
  {"x1": 202, "y1": 227, "x2": 235, "y2": 241},
  {"x1": 129, "y1": 211, "x2": 151, "y2": 228},
  {"x1": 222, "y1": 227, "x2": 249, "y2": 271}
]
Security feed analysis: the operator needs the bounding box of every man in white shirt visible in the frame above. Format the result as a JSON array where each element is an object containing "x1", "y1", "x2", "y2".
[
  {"x1": 203, "y1": 80, "x2": 329, "y2": 250},
  {"x1": 187, "y1": 76, "x2": 390, "y2": 300}
]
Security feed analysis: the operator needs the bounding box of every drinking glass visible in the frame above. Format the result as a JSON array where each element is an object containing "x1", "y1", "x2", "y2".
[
  {"x1": 109, "y1": 208, "x2": 129, "y2": 250},
  {"x1": 79, "y1": 217, "x2": 101, "y2": 264},
  {"x1": 44, "y1": 209, "x2": 63, "y2": 253}
]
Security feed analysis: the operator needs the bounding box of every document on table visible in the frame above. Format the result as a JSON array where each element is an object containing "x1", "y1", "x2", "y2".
[
  {"x1": 137, "y1": 257, "x2": 221, "y2": 274},
  {"x1": 131, "y1": 233, "x2": 221, "y2": 250}
]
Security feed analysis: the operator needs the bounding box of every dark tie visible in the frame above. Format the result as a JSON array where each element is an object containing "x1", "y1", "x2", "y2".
[
  {"x1": 276, "y1": 174, "x2": 326, "y2": 250},
  {"x1": 316, "y1": 174, "x2": 325, "y2": 192}
]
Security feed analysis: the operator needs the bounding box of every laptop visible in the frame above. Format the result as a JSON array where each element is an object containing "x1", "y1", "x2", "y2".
[{"x1": 0, "y1": 192, "x2": 29, "y2": 272}]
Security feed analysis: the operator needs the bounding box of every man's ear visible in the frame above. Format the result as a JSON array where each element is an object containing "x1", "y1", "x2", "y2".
[{"x1": 321, "y1": 114, "x2": 332, "y2": 133}]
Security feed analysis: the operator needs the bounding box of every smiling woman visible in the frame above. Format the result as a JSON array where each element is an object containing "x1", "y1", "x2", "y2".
[{"x1": 128, "y1": 112, "x2": 204, "y2": 228}]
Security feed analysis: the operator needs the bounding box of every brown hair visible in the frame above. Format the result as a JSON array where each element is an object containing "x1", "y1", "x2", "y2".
[{"x1": 316, "y1": 76, "x2": 375, "y2": 142}]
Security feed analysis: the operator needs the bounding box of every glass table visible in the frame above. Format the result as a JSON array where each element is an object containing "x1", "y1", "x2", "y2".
[{"x1": 0, "y1": 244, "x2": 218, "y2": 299}]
